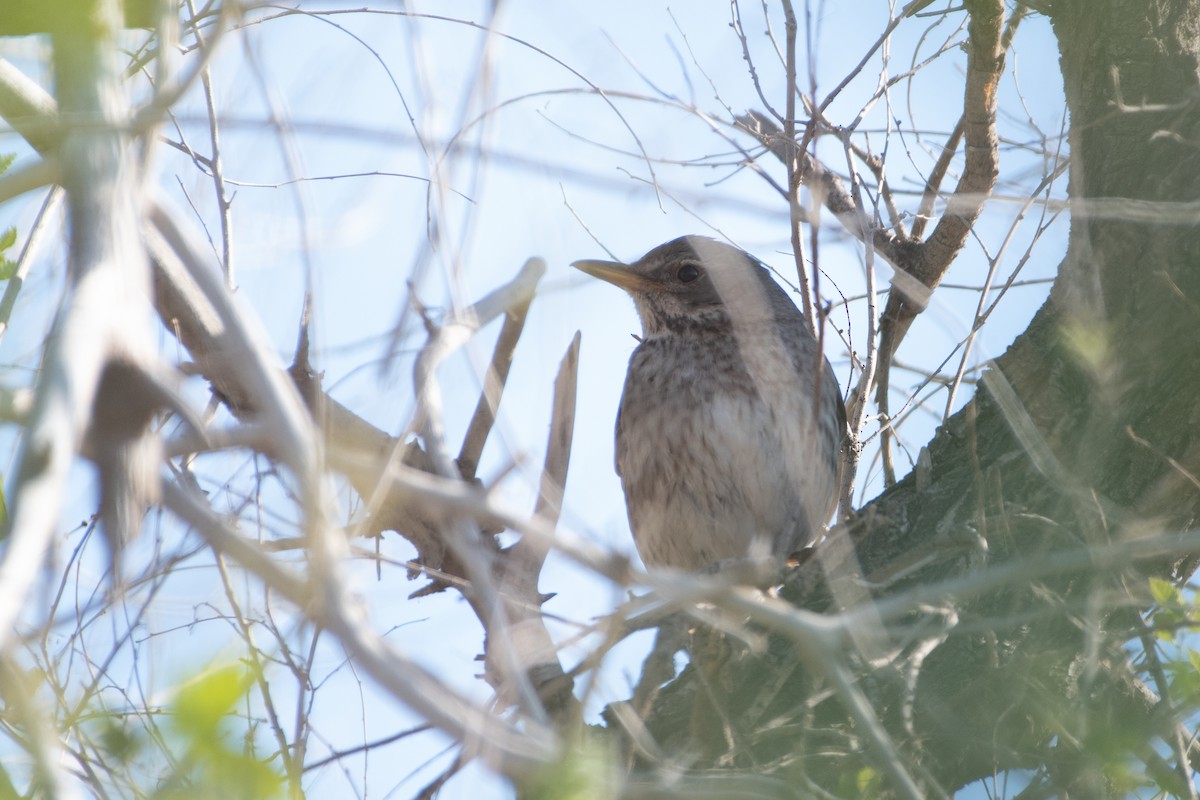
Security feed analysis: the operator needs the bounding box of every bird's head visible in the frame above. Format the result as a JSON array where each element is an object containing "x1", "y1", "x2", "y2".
[{"x1": 573, "y1": 236, "x2": 790, "y2": 336}]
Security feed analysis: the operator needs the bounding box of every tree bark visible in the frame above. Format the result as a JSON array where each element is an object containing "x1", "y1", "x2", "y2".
[{"x1": 620, "y1": 1, "x2": 1200, "y2": 795}]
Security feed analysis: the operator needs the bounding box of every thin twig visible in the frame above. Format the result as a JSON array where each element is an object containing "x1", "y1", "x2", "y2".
[
  {"x1": 738, "y1": 111, "x2": 905, "y2": 269},
  {"x1": 184, "y1": 0, "x2": 235, "y2": 288},
  {"x1": 0, "y1": 187, "x2": 63, "y2": 347},
  {"x1": 909, "y1": 117, "x2": 964, "y2": 240},
  {"x1": 160, "y1": 478, "x2": 558, "y2": 780}
]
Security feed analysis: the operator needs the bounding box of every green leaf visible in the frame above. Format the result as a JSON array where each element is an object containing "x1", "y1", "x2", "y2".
[
  {"x1": 154, "y1": 663, "x2": 285, "y2": 799},
  {"x1": 0, "y1": 764, "x2": 19, "y2": 800},
  {"x1": 0, "y1": 225, "x2": 16, "y2": 280},
  {"x1": 856, "y1": 766, "x2": 883, "y2": 795},
  {"x1": 1166, "y1": 653, "x2": 1200, "y2": 705},
  {"x1": 525, "y1": 739, "x2": 617, "y2": 800},
  {"x1": 1149, "y1": 576, "x2": 1179, "y2": 606},
  {"x1": 172, "y1": 663, "x2": 252, "y2": 739},
  {"x1": 0, "y1": 153, "x2": 14, "y2": 174}
]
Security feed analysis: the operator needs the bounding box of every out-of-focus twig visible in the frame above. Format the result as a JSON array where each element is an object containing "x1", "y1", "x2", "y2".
[
  {"x1": 0, "y1": 656, "x2": 82, "y2": 799},
  {"x1": 457, "y1": 294, "x2": 535, "y2": 481},
  {"x1": 0, "y1": 187, "x2": 64, "y2": 347},
  {"x1": 0, "y1": 57, "x2": 62, "y2": 153},
  {"x1": 0, "y1": 1, "x2": 156, "y2": 651},
  {"x1": 161, "y1": 478, "x2": 559, "y2": 781},
  {"x1": 412, "y1": 258, "x2": 551, "y2": 723}
]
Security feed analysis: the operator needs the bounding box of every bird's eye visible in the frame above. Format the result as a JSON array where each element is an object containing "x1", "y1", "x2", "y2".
[{"x1": 676, "y1": 264, "x2": 701, "y2": 283}]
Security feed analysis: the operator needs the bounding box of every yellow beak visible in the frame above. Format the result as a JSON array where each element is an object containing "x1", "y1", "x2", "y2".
[{"x1": 571, "y1": 259, "x2": 656, "y2": 293}]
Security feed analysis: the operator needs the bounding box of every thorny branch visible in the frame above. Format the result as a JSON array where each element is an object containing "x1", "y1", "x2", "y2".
[{"x1": 157, "y1": 157, "x2": 541, "y2": 779}]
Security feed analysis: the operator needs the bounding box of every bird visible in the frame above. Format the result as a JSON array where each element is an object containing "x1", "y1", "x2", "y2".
[{"x1": 573, "y1": 236, "x2": 847, "y2": 571}]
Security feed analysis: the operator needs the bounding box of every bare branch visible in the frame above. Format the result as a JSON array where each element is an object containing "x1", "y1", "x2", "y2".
[
  {"x1": 182, "y1": 0, "x2": 235, "y2": 288},
  {"x1": 457, "y1": 293, "x2": 535, "y2": 481},
  {"x1": 147, "y1": 201, "x2": 316, "y2": 472},
  {"x1": 779, "y1": 0, "x2": 815, "y2": 327},
  {"x1": 495, "y1": 332, "x2": 582, "y2": 723},
  {"x1": 909, "y1": 117, "x2": 964, "y2": 241},
  {"x1": 875, "y1": 0, "x2": 1003, "y2": 484},
  {"x1": 0, "y1": 57, "x2": 63, "y2": 153},
  {"x1": 412, "y1": 258, "x2": 552, "y2": 721},
  {"x1": 738, "y1": 111, "x2": 907, "y2": 269}
]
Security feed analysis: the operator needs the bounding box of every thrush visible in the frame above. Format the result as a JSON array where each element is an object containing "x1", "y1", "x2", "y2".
[{"x1": 574, "y1": 236, "x2": 846, "y2": 571}]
